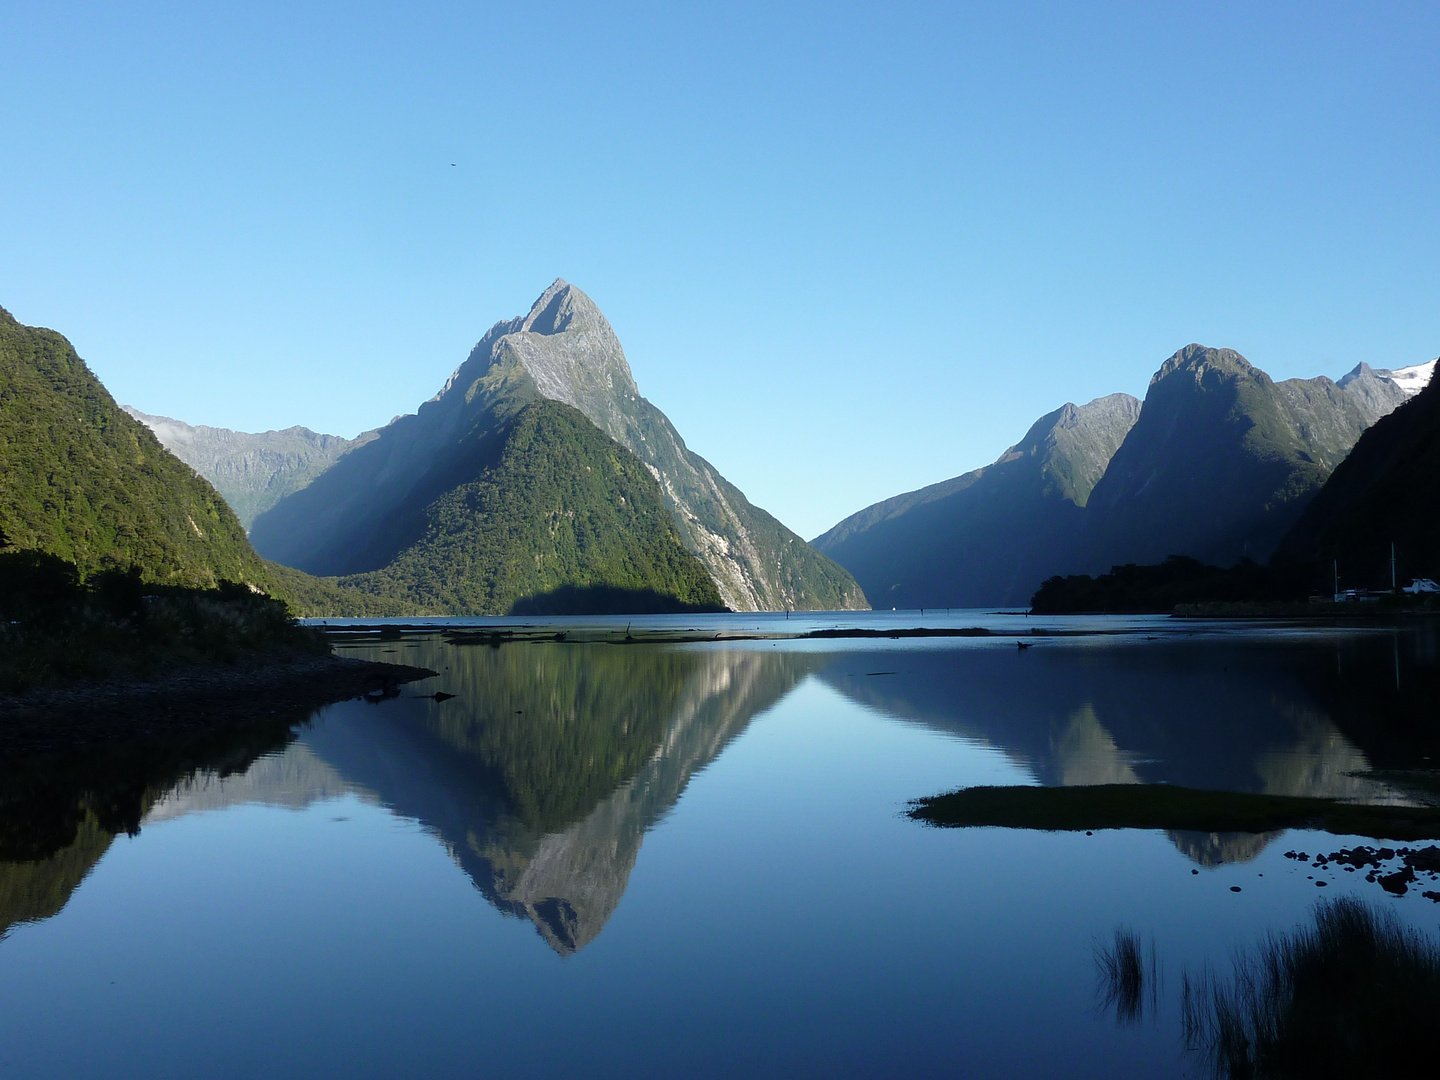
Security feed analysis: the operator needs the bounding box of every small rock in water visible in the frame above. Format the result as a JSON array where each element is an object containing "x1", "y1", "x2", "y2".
[
  {"x1": 1315, "y1": 880, "x2": 1328, "y2": 887},
  {"x1": 1230, "y1": 886, "x2": 1242, "y2": 892},
  {"x1": 1379, "y1": 867, "x2": 1416, "y2": 896}
]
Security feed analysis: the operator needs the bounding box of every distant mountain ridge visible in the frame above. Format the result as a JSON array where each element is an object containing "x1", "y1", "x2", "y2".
[
  {"x1": 1277, "y1": 370, "x2": 1440, "y2": 587},
  {"x1": 250, "y1": 280, "x2": 866, "y2": 612},
  {"x1": 818, "y1": 343, "x2": 1415, "y2": 607},
  {"x1": 121, "y1": 407, "x2": 377, "y2": 530},
  {"x1": 814, "y1": 393, "x2": 1141, "y2": 607},
  {"x1": 1080, "y1": 345, "x2": 1406, "y2": 569}
]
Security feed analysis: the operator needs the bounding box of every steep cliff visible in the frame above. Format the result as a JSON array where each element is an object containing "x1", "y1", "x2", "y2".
[
  {"x1": 121, "y1": 408, "x2": 377, "y2": 530},
  {"x1": 251, "y1": 281, "x2": 866, "y2": 612}
]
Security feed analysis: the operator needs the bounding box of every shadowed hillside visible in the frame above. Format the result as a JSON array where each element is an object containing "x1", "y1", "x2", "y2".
[
  {"x1": 815, "y1": 394, "x2": 1140, "y2": 607},
  {"x1": 122, "y1": 407, "x2": 378, "y2": 530},
  {"x1": 1277, "y1": 371, "x2": 1440, "y2": 588},
  {"x1": 251, "y1": 281, "x2": 866, "y2": 613}
]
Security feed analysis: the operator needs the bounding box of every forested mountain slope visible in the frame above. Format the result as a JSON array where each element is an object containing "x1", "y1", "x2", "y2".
[
  {"x1": 122, "y1": 408, "x2": 377, "y2": 530},
  {"x1": 0, "y1": 306, "x2": 405, "y2": 616},
  {"x1": 251, "y1": 280, "x2": 865, "y2": 612},
  {"x1": 341, "y1": 401, "x2": 723, "y2": 614},
  {"x1": 0, "y1": 305, "x2": 261, "y2": 586}
]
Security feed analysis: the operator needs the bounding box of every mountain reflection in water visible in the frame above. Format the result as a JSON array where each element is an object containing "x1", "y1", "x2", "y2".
[
  {"x1": 296, "y1": 641, "x2": 815, "y2": 953},
  {"x1": 0, "y1": 708, "x2": 307, "y2": 940},
  {"x1": 5, "y1": 620, "x2": 1440, "y2": 955},
  {"x1": 819, "y1": 627, "x2": 1440, "y2": 865}
]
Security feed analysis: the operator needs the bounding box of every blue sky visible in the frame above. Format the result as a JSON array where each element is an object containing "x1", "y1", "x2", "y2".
[{"x1": 2, "y1": 1, "x2": 1437, "y2": 539}]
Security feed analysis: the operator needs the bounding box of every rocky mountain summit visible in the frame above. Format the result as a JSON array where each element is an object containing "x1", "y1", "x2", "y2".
[
  {"x1": 818, "y1": 343, "x2": 1414, "y2": 607},
  {"x1": 418, "y1": 280, "x2": 864, "y2": 611},
  {"x1": 121, "y1": 408, "x2": 377, "y2": 530},
  {"x1": 1342, "y1": 359, "x2": 1437, "y2": 398},
  {"x1": 1081, "y1": 345, "x2": 1407, "y2": 569},
  {"x1": 250, "y1": 280, "x2": 866, "y2": 612}
]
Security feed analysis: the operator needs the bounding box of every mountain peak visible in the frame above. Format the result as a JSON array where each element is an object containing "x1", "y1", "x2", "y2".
[
  {"x1": 519, "y1": 279, "x2": 606, "y2": 337},
  {"x1": 1150, "y1": 344, "x2": 1257, "y2": 387},
  {"x1": 1337, "y1": 362, "x2": 1375, "y2": 388}
]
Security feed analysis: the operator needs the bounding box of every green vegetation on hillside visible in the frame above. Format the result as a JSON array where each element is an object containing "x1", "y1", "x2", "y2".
[
  {"x1": 0, "y1": 306, "x2": 414, "y2": 618},
  {"x1": 1030, "y1": 556, "x2": 1307, "y2": 613},
  {"x1": 345, "y1": 401, "x2": 725, "y2": 614},
  {"x1": 0, "y1": 541, "x2": 325, "y2": 692},
  {"x1": 0, "y1": 307, "x2": 259, "y2": 587},
  {"x1": 122, "y1": 407, "x2": 377, "y2": 530}
]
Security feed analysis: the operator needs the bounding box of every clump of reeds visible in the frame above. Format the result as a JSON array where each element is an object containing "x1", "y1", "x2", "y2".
[
  {"x1": 1182, "y1": 896, "x2": 1440, "y2": 1078},
  {"x1": 1095, "y1": 926, "x2": 1158, "y2": 1025}
]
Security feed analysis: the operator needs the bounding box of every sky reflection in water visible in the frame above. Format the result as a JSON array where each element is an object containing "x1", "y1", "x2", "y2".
[{"x1": 2, "y1": 616, "x2": 1439, "y2": 1078}]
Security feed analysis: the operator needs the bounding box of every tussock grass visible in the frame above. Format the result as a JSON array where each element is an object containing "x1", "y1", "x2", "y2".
[
  {"x1": 1095, "y1": 926, "x2": 1158, "y2": 1025},
  {"x1": 1182, "y1": 897, "x2": 1440, "y2": 1078}
]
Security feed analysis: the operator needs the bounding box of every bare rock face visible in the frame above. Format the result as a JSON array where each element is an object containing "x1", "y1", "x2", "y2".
[
  {"x1": 122, "y1": 407, "x2": 377, "y2": 530},
  {"x1": 249, "y1": 279, "x2": 865, "y2": 612},
  {"x1": 428, "y1": 280, "x2": 866, "y2": 612}
]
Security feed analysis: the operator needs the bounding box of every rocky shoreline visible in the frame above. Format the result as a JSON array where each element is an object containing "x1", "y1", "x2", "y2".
[{"x1": 0, "y1": 652, "x2": 436, "y2": 754}]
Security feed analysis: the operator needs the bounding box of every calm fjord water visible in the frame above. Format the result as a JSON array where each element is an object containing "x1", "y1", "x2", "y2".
[{"x1": 2, "y1": 613, "x2": 1439, "y2": 1078}]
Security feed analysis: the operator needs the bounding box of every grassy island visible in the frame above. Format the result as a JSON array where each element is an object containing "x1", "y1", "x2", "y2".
[{"x1": 909, "y1": 783, "x2": 1440, "y2": 841}]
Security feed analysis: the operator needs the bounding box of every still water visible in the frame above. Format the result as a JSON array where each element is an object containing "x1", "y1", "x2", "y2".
[{"x1": 2, "y1": 613, "x2": 1438, "y2": 1077}]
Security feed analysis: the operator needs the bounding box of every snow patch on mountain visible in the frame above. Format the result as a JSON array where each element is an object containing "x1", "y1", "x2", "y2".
[
  {"x1": 1341, "y1": 359, "x2": 1437, "y2": 397},
  {"x1": 1383, "y1": 359, "x2": 1437, "y2": 396}
]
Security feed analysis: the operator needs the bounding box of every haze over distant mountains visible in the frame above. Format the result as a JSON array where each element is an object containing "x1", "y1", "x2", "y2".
[
  {"x1": 813, "y1": 393, "x2": 1142, "y2": 608},
  {"x1": 0, "y1": 305, "x2": 401, "y2": 614},
  {"x1": 817, "y1": 347, "x2": 1433, "y2": 608},
  {"x1": 239, "y1": 281, "x2": 865, "y2": 613},
  {"x1": 121, "y1": 408, "x2": 378, "y2": 530}
]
